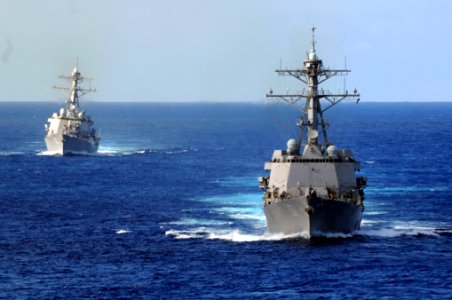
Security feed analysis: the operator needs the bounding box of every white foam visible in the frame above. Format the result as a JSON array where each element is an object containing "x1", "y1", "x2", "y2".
[
  {"x1": 38, "y1": 150, "x2": 100, "y2": 156},
  {"x1": 361, "y1": 219, "x2": 385, "y2": 226},
  {"x1": 165, "y1": 228, "x2": 208, "y2": 240},
  {"x1": 365, "y1": 211, "x2": 387, "y2": 216},
  {"x1": 165, "y1": 192, "x2": 297, "y2": 242},
  {"x1": 98, "y1": 147, "x2": 197, "y2": 156},
  {"x1": 358, "y1": 218, "x2": 448, "y2": 237},
  {"x1": 97, "y1": 148, "x2": 150, "y2": 156},
  {"x1": 115, "y1": 229, "x2": 130, "y2": 234},
  {"x1": 229, "y1": 213, "x2": 266, "y2": 221},
  {"x1": 217, "y1": 206, "x2": 260, "y2": 213},
  {"x1": 37, "y1": 150, "x2": 60, "y2": 156},
  {"x1": 166, "y1": 224, "x2": 444, "y2": 242},
  {"x1": 392, "y1": 221, "x2": 444, "y2": 233},
  {"x1": 208, "y1": 229, "x2": 304, "y2": 242},
  {"x1": 358, "y1": 221, "x2": 440, "y2": 237},
  {"x1": 209, "y1": 194, "x2": 265, "y2": 225},
  {"x1": 165, "y1": 149, "x2": 188, "y2": 154},
  {"x1": 166, "y1": 217, "x2": 448, "y2": 242},
  {"x1": 0, "y1": 151, "x2": 25, "y2": 156},
  {"x1": 97, "y1": 149, "x2": 118, "y2": 155},
  {"x1": 165, "y1": 227, "x2": 309, "y2": 242},
  {"x1": 164, "y1": 148, "x2": 197, "y2": 154}
]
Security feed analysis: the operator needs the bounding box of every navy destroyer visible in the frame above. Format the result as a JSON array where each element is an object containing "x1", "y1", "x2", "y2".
[
  {"x1": 259, "y1": 28, "x2": 367, "y2": 238},
  {"x1": 44, "y1": 63, "x2": 100, "y2": 155}
]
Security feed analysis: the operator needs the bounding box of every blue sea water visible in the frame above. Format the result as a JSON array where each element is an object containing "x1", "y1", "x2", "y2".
[{"x1": 0, "y1": 101, "x2": 451, "y2": 299}]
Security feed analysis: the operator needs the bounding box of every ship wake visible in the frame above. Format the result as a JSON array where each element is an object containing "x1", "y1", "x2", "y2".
[
  {"x1": 164, "y1": 221, "x2": 451, "y2": 242},
  {"x1": 165, "y1": 228, "x2": 309, "y2": 242},
  {"x1": 358, "y1": 220, "x2": 451, "y2": 238},
  {"x1": 35, "y1": 147, "x2": 197, "y2": 157},
  {"x1": 162, "y1": 176, "x2": 451, "y2": 242}
]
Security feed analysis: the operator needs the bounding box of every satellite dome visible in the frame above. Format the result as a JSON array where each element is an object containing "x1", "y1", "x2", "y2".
[
  {"x1": 308, "y1": 129, "x2": 319, "y2": 140},
  {"x1": 327, "y1": 145, "x2": 336, "y2": 157},
  {"x1": 287, "y1": 139, "x2": 299, "y2": 155}
]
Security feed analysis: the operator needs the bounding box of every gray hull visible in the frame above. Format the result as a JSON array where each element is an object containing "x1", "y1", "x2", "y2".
[
  {"x1": 45, "y1": 134, "x2": 98, "y2": 155},
  {"x1": 264, "y1": 196, "x2": 362, "y2": 238}
]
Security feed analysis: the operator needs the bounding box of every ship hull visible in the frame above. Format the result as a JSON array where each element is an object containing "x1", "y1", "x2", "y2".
[
  {"x1": 264, "y1": 196, "x2": 362, "y2": 238},
  {"x1": 45, "y1": 133, "x2": 98, "y2": 155}
]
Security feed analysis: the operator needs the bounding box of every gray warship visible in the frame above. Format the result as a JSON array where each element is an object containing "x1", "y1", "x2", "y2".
[
  {"x1": 44, "y1": 63, "x2": 100, "y2": 155},
  {"x1": 259, "y1": 28, "x2": 367, "y2": 238}
]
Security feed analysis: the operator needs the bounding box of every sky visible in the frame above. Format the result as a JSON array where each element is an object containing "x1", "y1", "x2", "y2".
[{"x1": 0, "y1": 0, "x2": 451, "y2": 102}]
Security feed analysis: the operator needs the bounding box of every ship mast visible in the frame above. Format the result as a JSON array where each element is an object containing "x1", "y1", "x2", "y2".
[
  {"x1": 267, "y1": 28, "x2": 360, "y2": 154},
  {"x1": 54, "y1": 59, "x2": 96, "y2": 111}
]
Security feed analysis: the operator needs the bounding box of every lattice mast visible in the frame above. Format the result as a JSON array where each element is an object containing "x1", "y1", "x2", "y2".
[
  {"x1": 53, "y1": 59, "x2": 96, "y2": 111},
  {"x1": 267, "y1": 27, "x2": 360, "y2": 152}
]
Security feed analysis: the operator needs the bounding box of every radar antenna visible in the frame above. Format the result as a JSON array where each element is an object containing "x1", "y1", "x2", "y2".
[{"x1": 311, "y1": 26, "x2": 316, "y2": 51}]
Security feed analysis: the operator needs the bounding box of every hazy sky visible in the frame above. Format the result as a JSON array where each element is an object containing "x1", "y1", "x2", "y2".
[{"x1": 1, "y1": 0, "x2": 451, "y2": 102}]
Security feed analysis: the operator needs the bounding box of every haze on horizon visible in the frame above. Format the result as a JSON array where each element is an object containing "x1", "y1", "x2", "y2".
[{"x1": 1, "y1": 0, "x2": 451, "y2": 103}]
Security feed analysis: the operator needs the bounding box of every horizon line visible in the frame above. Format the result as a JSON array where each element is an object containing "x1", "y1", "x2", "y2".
[{"x1": 1, "y1": 99, "x2": 452, "y2": 104}]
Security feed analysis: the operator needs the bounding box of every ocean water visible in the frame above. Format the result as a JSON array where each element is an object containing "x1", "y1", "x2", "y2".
[{"x1": 0, "y1": 102, "x2": 451, "y2": 299}]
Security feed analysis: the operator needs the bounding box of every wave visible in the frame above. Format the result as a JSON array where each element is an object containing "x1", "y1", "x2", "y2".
[
  {"x1": 164, "y1": 148, "x2": 198, "y2": 154},
  {"x1": 0, "y1": 151, "x2": 25, "y2": 156},
  {"x1": 364, "y1": 211, "x2": 387, "y2": 216},
  {"x1": 198, "y1": 193, "x2": 262, "y2": 205},
  {"x1": 360, "y1": 219, "x2": 384, "y2": 225},
  {"x1": 165, "y1": 218, "x2": 451, "y2": 242},
  {"x1": 194, "y1": 193, "x2": 265, "y2": 228},
  {"x1": 212, "y1": 176, "x2": 259, "y2": 188},
  {"x1": 358, "y1": 220, "x2": 451, "y2": 238},
  {"x1": 366, "y1": 186, "x2": 449, "y2": 193},
  {"x1": 97, "y1": 148, "x2": 151, "y2": 156},
  {"x1": 165, "y1": 227, "x2": 210, "y2": 240},
  {"x1": 208, "y1": 230, "x2": 309, "y2": 242},
  {"x1": 115, "y1": 229, "x2": 130, "y2": 234},
  {"x1": 229, "y1": 213, "x2": 266, "y2": 221},
  {"x1": 163, "y1": 218, "x2": 232, "y2": 226},
  {"x1": 165, "y1": 225, "x2": 450, "y2": 242},
  {"x1": 98, "y1": 147, "x2": 198, "y2": 156},
  {"x1": 166, "y1": 179, "x2": 451, "y2": 243},
  {"x1": 36, "y1": 149, "x2": 148, "y2": 157},
  {"x1": 311, "y1": 231, "x2": 354, "y2": 238},
  {"x1": 358, "y1": 228, "x2": 439, "y2": 238},
  {"x1": 34, "y1": 147, "x2": 197, "y2": 157}
]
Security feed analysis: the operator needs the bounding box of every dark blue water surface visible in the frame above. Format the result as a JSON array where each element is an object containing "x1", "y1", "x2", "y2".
[{"x1": 0, "y1": 102, "x2": 451, "y2": 299}]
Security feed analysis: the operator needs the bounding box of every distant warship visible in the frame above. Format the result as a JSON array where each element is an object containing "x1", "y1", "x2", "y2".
[
  {"x1": 259, "y1": 28, "x2": 367, "y2": 238},
  {"x1": 44, "y1": 63, "x2": 100, "y2": 155}
]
